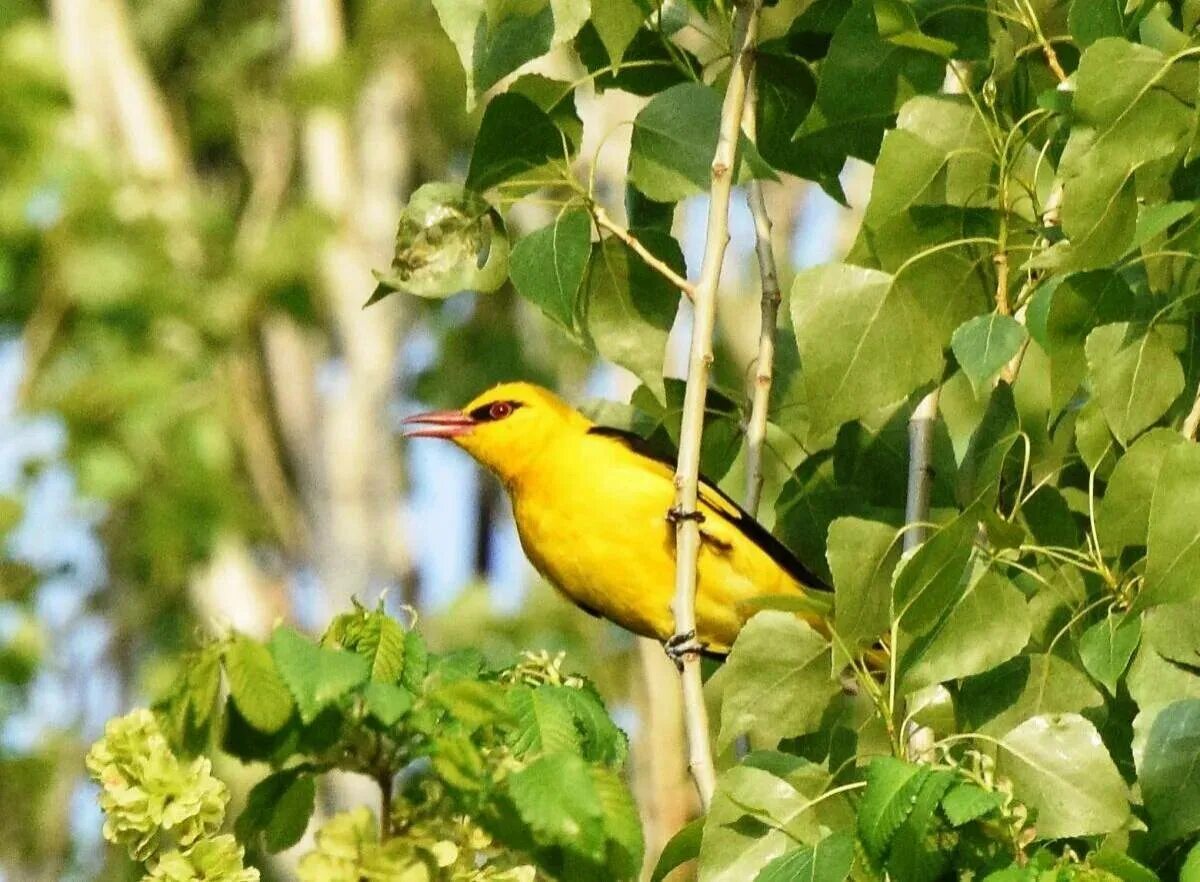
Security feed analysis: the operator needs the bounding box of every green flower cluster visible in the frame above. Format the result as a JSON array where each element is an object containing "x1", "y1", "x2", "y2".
[
  {"x1": 85, "y1": 709, "x2": 230, "y2": 861},
  {"x1": 145, "y1": 835, "x2": 259, "y2": 882}
]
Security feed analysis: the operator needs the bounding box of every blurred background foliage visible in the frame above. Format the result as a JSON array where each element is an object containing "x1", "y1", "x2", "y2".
[{"x1": 0, "y1": 0, "x2": 818, "y2": 878}]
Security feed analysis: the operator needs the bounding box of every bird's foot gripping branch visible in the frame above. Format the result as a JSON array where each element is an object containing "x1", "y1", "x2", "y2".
[{"x1": 88, "y1": 601, "x2": 642, "y2": 882}]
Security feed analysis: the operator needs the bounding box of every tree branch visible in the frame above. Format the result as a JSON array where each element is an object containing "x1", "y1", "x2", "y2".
[
  {"x1": 1183, "y1": 388, "x2": 1200, "y2": 440},
  {"x1": 670, "y1": 0, "x2": 761, "y2": 810},
  {"x1": 740, "y1": 73, "x2": 780, "y2": 516},
  {"x1": 904, "y1": 389, "x2": 941, "y2": 554},
  {"x1": 592, "y1": 205, "x2": 695, "y2": 300}
]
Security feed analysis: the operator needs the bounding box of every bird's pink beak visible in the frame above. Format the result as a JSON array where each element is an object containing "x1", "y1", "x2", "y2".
[{"x1": 400, "y1": 409, "x2": 476, "y2": 439}]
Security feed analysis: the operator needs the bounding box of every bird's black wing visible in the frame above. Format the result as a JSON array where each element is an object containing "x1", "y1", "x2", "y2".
[{"x1": 586, "y1": 425, "x2": 832, "y2": 592}]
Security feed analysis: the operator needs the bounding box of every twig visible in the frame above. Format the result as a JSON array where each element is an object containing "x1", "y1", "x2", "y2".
[
  {"x1": 901, "y1": 387, "x2": 940, "y2": 760},
  {"x1": 1183, "y1": 388, "x2": 1200, "y2": 440},
  {"x1": 741, "y1": 73, "x2": 781, "y2": 516},
  {"x1": 592, "y1": 205, "x2": 696, "y2": 300},
  {"x1": 670, "y1": 0, "x2": 761, "y2": 810}
]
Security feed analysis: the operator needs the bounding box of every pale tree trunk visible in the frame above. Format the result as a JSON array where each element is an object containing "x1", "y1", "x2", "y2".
[{"x1": 285, "y1": 0, "x2": 415, "y2": 614}]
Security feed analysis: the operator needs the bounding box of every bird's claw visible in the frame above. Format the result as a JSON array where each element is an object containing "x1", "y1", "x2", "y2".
[
  {"x1": 664, "y1": 630, "x2": 705, "y2": 670},
  {"x1": 666, "y1": 506, "x2": 705, "y2": 525}
]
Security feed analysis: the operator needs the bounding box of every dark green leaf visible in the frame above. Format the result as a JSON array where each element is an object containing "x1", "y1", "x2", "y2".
[
  {"x1": 1140, "y1": 698, "x2": 1200, "y2": 844},
  {"x1": 1098, "y1": 429, "x2": 1185, "y2": 555},
  {"x1": 650, "y1": 817, "x2": 702, "y2": 882},
  {"x1": 235, "y1": 770, "x2": 316, "y2": 853},
  {"x1": 509, "y1": 206, "x2": 592, "y2": 330},
  {"x1": 940, "y1": 782, "x2": 1003, "y2": 826},
  {"x1": 581, "y1": 236, "x2": 680, "y2": 402},
  {"x1": 466, "y1": 93, "x2": 569, "y2": 193},
  {"x1": 628, "y1": 82, "x2": 775, "y2": 202},
  {"x1": 958, "y1": 654, "x2": 1105, "y2": 737}
]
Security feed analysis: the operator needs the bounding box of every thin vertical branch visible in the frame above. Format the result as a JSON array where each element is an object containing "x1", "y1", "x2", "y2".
[
  {"x1": 1183, "y1": 389, "x2": 1200, "y2": 440},
  {"x1": 741, "y1": 73, "x2": 781, "y2": 516},
  {"x1": 904, "y1": 390, "x2": 941, "y2": 554},
  {"x1": 670, "y1": 0, "x2": 761, "y2": 810}
]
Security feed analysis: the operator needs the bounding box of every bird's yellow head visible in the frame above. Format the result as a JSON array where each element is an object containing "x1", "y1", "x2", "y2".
[{"x1": 401, "y1": 382, "x2": 589, "y2": 486}]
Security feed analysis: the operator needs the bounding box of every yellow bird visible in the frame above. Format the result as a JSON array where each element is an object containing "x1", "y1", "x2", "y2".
[{"x1": 402, "y1": 382, "x2": 832, "y2": 657}]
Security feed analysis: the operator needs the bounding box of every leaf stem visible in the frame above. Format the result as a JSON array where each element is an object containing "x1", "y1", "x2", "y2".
[
  {"x1": 740, "y1": 70, "x2": 781, "y2": 516},
  {"x1": 591, "y1": 204, "x2": 696, "y2": 300},
  {"x1": 669, "y1": 0, "x2": 761, "y2": 811}
]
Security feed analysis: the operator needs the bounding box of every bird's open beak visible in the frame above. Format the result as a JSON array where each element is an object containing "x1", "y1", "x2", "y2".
[{"x1": 400, "y1": 409, "x2": 476, "y2": 439}]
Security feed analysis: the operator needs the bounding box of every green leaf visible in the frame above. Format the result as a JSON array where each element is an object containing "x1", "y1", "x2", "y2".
[
  {"x1": 369, "y1": 183, "x2": 509, "y2": 303},
  {"x1": 790, "y1": 263, "x2": 943, "y2": 444},
  {"x1": 886, "y1": 767, "x2": 956, "y2": 882},
  {"x1": 1041, "y1": 38, "x2": 1193, "y2": 270},
  {"x1": 857, "y1": 757, "x2": 927, "y2": 861},
  {"x1": 1182, "y1": 839, "x2": 1200, "y2": 882},
  {"x1": 753, "y1": 47, "x2": 818, "y2": 180},
  {"x1": 1029, "y1": 270, "x2": 1136, "y2": 414},
  {"x1": 952, "y1": 314, "x2": 1028, "y2": 397},
  {"x1": 900, "y1": 569, "x2": 1032, "y2": 692},
  {"x1": 323, "y1": 605, "x2": 408, "y2": 683},
  {"x1": 590, "y1": 0, "x2": 645, "y2": 69},
  {"x1": 362, "y1": 682, "x2": 414, "y2": 726},
  {"x1": 1144, "y1": 600, "x2": 1200, "y2": 665},
  {"x1": 223, "y1": 636, "x2": 295, "y2": 734},
  {"x1": 892, "y1": 512, "x2": 975, "y2": 636},
  {"x1": 940, "y1": 782, "x2": 1003, "y2": 826},
  {"x1": 1139, "y1": 698, "x2": 1200, "y2": 844},
  {"x1": 1085, "y1": 323, "x2": 1184, "y2": 445},
  {"x1": 508, "y1": 206, "x2": 592, "y2": 330},
  {"x1": 753, "y1": 831, "x2": 854, "y2": 882},
  {"x1": 827, "y1": 517, "x2": 899, "y2": 650},
  {"x1": 1079, "y1": 614, "x2": 1142, "y2": 695},
  {"x1": 1069, "y1": 0, "x2": 1125, "y2": 48},
  {"x1": 581, "y1": 236, "x2": 679, "y2": 402},
  {"x1": 575, "y1": 22, "x2": 697, "y2": 97},
  {"x1": 628, "y1": 82, "x2": 775, "y2": 203},
  {"x1": 998, "y1": 713, "x2": 1130, "y2": 839},
  {"x1": 1140, "y1": 442, "x2": 1200, "y2": 610},
  {"x1": 717, "y1": 611, "x2": 841, "y2": 750},
  {"x1": 235, "y1": 770, "x2": 315, "y2": 853},
  {"x1": 466, "y1": 93, "x2": 569, "y2": 193},
  {"x1": 651, "y1": 817, "x2": 702, "y2": 882},
  {"x1": 1097, "y1": 429, "x2": 1186, "y2": 555},
  {"x1": 866, "y1": 95, "x2": 994, "y2": 228},
  {"x1": 590, "y1": 765, "x2": 644, "y2": 879},
  {"x1": 269, "y1": 627, "x2": 370, "y2": 724},
  {"x1": 959, "y1": 654, "x2": 1105, "y2": 737},
  {"x1": 700, "y1": 765, "x2": 848, "y2": 882},
  {"x1": 507, "y1": 684, "x2": 581, "y2": 757},
  {"x1": 431, "y1": 0, "x2": 589, "y2": 105},
  {"x1": 506, "y1": 752, "x2": 605, "y2": 861},
  {"x1": 554, "y1": 685, "x2": 627, "y2": 765},
  {"x1": 428, "y1": 678, "x2": 510, "y2": 731},
  {"x1": 791, "y1": 0, "x2": 945, "y2": 199}
]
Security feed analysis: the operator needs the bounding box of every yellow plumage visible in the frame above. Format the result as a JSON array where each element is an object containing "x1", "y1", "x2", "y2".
[{"x1": 403, "y1": 382, "x2": 831, "y2": 655}]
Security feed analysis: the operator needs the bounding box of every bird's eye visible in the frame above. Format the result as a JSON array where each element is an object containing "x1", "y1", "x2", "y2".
[{"x1": 489, "y1": 401, "x2": 513, "y2": 420}]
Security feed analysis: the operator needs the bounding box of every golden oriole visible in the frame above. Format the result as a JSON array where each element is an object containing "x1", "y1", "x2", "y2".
[{"x1": 402, "y1": 382, "x2": 832, "y2": 656}]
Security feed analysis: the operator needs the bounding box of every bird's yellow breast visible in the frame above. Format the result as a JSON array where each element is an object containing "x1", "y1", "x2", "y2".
[{"x1": 507, "y1": 431, "x2": 810, "y2": 653}]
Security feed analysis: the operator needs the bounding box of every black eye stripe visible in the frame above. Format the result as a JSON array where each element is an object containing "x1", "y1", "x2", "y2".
[{"x1": 468, "y1": 400, "x2": 523, "y2": 422}]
